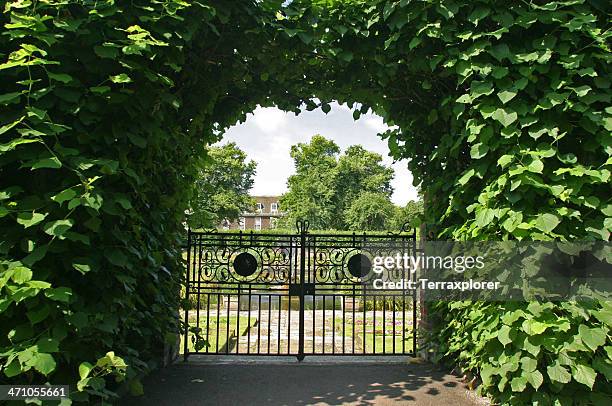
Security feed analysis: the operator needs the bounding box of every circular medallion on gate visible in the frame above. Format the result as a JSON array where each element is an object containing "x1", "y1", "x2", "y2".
[
  {"x1": 347, "y1": 253, "x2": 372, "y2": 278},
  {"x1": 233, "y1": 252, "x2": 258, "y2": 277}
]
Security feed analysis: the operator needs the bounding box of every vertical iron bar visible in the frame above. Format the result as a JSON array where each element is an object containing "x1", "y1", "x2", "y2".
[
  {"x1": 257, "y1": 294, "x2": 262, "y2": 354},
  {"x1": 236, "y1": 285, "x2": 241, "y2": 354},
  {"x1": 402, "y1": 236, "x2": 406, "y2": 354},
  {"x1": 288, "y1": 293, "x2": 291, "y2": 354},
  {"x1": 332, "y1": 295, "x2": 336, "y2": 354},
  {"x1": 352, "y1": 285, "x2": 355, "y2": 354},
  {"x1": 342, "y1": 295, "x2": 346, "y2": 354},
  {"x1": 247, "y1": 284, "x2": 252, "y2": 354},
  {"x1": 373, "y1": 295, "x2": 376, "y2": 354},
  {"x1": 322, "y1": 295, "x2": 326, "y2": 354},
  {"x1": 392, "y1": 295, "x2": 396, "y2": 354},
  {"x1": 277, "y1": 296, "x2": 281, "y2": 354},
  {"x1": 205, "y1": 292, "x2": 210, "y2": 353},
  {"x1": 297, "y1": 221, "x2": 306, "y2": 360},
  {"x1": 226, "y1": 292, "x2": 230, "y2": 354},
  {"x1": 382, "y1": 295, "x2": 386, "y2": 354},
  {"x1": 194, "y1": 237, "x2": 202, "y2": 353},
  {"x1": 412, "y1": 231, "x2": 418, "y2": 355},
  {"x1": 268, "y1": 294, "x2": 271, "y2": 354},
  {"x1": 216, "y1": 292, "x2": 220, "y2": 353},
  {"x1": 362, "y1": 288, "x2": 366, "y2": 354}
]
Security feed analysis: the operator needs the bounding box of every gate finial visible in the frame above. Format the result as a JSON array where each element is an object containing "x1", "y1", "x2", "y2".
[{"x1": 296, "y1": 219, "x2": 310, "y2": 233}]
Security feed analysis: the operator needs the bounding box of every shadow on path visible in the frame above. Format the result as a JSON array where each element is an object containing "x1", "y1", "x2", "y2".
[{"x1": 120, "y1": 361, "x2": 480, "y2": 405}]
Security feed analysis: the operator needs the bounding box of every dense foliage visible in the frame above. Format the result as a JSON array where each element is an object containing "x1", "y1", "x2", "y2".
[
  {"x1": 1, "y1": 0, "x2": 610, "y2": 404},
  {"x1": 188, "y1": 143, "x2": 256, "y2": 229},
  {"x1": 0, "y1": 0, "x2": 298, "y2": 401},
  {"x1": 280, "y1": 1, "x2": 610, "y2": 404}
]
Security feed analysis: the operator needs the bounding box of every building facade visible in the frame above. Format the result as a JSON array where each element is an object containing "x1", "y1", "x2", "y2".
[{"x1": 222, "y1": 195, "x2": 283, "y2": 230}]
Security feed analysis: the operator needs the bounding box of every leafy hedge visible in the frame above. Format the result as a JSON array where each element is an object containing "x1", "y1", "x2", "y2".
[
  {"x1": 0, "y1": 0, "x2": 293, "y2": 401},
  {"x1": 281, "y1": 0, "x2": 611, "y2": 404},
  {"x1": 1, "y1": 0, "x2": 610, "y2": 404},
  {"x1": 429, "y1": 300, "x2": 612, "y2": 404}
]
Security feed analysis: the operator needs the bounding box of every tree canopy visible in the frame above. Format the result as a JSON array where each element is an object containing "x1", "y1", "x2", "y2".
[
  {"x1": 188, "y1": 143, "x2": 256, "y2": 229},
  {"x1": 279, "y1": 135, "x2": 402, "y2": 231}
]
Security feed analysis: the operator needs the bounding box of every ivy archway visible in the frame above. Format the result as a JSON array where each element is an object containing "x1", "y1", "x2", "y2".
[{"x1": 1, "y1": 0, "x2": 609, "y2": 403}]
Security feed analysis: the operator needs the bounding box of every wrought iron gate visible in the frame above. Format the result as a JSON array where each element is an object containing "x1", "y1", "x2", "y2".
[{"x1": 183, "y1": 221, "x2": 418, "y2": 360}]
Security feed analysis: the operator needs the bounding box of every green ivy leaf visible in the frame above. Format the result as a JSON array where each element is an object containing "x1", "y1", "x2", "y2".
[
  {"x1": 110, "y1": 73, "x2": 132, "y2": 83},
  {"x1": 498, "y1": 325, "x2": 513, "y2": 346},
  {"x1": 527, "y1": 370, "x2": 543, "y2": 390},
  {"x1": 521, "y1": 356, "x2": 537, "y2": 373},
  {"x1": 11, "y1": 266, "x2": 32, "y2": 284},
  {"x1": 497, "y1": 90, "x2": 517, "y2": 104},
  {"x1": 526, "y1": 158, "x2": 544, "y2": 173},
  {"x1": 43, "y1": 219, "x2": 74, "y2": 237},
  {"x1": 578, "y1": 324, "x2": 606, "y2": 351},
  {"x1": 497, "y1": 155, "x2": 513, "y2": 168},
  {"x1": 522, "y1": 319, "x2": 550, "y2": 335},
  {"x1": 475, "y1": 208, "x2": 496, "y2": 227},
  {"x1": 33, "y1": 353, "x2": 56, "y2": 376},
  {"x1": 17, "y1": 212, "x2": 47, "y2": 228},
  {"x1": 510, "y1": 375, "x2": 528, "y2": 392},
  {"x1": 52, "y1": 189, "x2": 77, "y2": 205},
  {"x1": 47, "y1": 72, "x2": 73, "y2": 83},
  {"x1": 470, "y1": 143, "x2": 489, "y2": 159},
  {"x1": 547, "y1": 362, "x2": 571, "y2": 384},
  {"x1": 534, "y1": 213, "x2": 560, "y2": 233},
  {"x1": 3, "y1": 360, "x2": 22, "y2": 378},
  {"x1": 36, "y1": 337, "x2": 59, "y2": 353},
  {"x1": 79, "y1": 361, "x2": 93, "y2": 380},
  {"x1": 45, "y1": 287, "x2": 72, "y2": 303},
  {"x1": 572, "y1": 364, "x2": 597, "y2": 389},
  {"x1": 31, "y1": 157, "x2": 62, "y2": 170},
  {"x1": 458, "y1": 169, "x2": 475, "y2": 185},
  {"x1": 491, "y1": 108, "x2": 518, "y2": 127}
]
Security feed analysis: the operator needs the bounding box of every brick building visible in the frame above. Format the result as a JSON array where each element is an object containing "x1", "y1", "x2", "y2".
[{"x1": 222, "y1": 195, "x2": 283, "y2": 230}]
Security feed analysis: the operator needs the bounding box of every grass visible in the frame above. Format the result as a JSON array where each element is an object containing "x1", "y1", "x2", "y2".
[{"x1": 181, "y1": 314, "x2": 255, "y2": 353}]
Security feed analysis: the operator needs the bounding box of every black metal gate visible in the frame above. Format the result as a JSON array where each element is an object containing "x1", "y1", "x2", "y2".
[{"x1": 183, "y1": 221, "x2": 418, "y2": 360}]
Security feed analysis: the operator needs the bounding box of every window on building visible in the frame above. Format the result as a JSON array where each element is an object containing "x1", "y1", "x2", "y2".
[
  {"x1": 255, "y1": 217, "x2": 262, "y2": 230},
  {"x1": 239, "y1": 217, "x2": 245, "y2": 231},
  {"x1": 271, "y1": 202, "x2": 278, "y2": 213},
  {"x1": 256, "y1": 202, "x2": 264, "y2": 212}
]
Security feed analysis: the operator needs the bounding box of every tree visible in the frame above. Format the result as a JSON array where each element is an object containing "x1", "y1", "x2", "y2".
[
  {"x1": 279, "y1": 135, "x2": 340, "y2": 229},
  {"x1": 280, "y1": 135, "x2": 396, "y2": 230},
  {"x1": 391, "y1": 200, "x2": 424, "y2": 230},
  {"x1": 334, "y1": 145, "x2": 394, "y2": 228},
  {"x1": 345, "y1": 192, "x2": 397, "y2": 231},
  {"x1": 188, "y1": 143, "x2": 256, "y2": 228}
]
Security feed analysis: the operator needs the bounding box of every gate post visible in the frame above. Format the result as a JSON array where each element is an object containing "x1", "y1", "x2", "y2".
[
  {"x1": 183, "y1": 228, "x2": 191, "y2": 362},
  {"x1": 296, "y1": 220, "x2": 309, "y2": 361}
]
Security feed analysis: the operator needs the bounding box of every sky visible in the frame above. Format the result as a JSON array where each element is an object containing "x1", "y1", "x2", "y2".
[{"x1": 218, "y1": 102, "x2": 419, "y2": 205}]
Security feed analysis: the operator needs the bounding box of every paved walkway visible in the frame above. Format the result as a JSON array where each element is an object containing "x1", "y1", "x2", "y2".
[
  {"x1": 120, "y1": 358, "x2": 485, "y2": 405},
  {"x1": 185, "y1": 309, "x2": 414, "y2": 354}
]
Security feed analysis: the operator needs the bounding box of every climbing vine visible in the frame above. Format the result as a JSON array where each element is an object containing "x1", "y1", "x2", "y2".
[{"x1": 0, "y1": 0, "x2": 610, "y2": 403}]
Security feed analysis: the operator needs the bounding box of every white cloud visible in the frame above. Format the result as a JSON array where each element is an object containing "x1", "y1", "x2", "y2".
[
  {"x1": 362, "y1": 115, "x2": 389, "y2": 134},
  {"x1": 251, "y1": 107, "x2": 288, "y2": 132}
]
